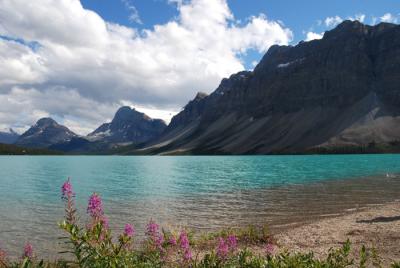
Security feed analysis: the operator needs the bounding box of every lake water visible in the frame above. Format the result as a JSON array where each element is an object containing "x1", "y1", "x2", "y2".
[{"x1": 1, "y1": 155, "x2": 400, "y2": 258}]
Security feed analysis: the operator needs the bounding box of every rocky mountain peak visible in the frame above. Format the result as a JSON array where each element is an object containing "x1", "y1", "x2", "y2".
[
  {"x1": 194, "y1": 92, "x2": 208, "y2": 100},
  {"x1": 88, "y1": 106, "x2": 167, "y2": 144},
  {"x1": 36, "y1": 117, "x2": 58, "y2": 127},
  {"x1": 115, "y1": 106, "x2": 134, "y2": 118},
  {"x1": 16, "y1": 118, "x2": 77, "y2": 148}
]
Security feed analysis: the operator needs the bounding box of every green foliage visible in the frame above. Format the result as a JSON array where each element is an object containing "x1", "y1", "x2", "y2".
[
  {"x1": 196, "y1": 225, "x2": 272, "y2": 248},
  {"x1": 2, "y1": 235, "x2": 400, "y2": 268},
  {"x1": 392, "y1": 261, "x2": 400, "y2": 268},
  {"x1": 58, "y1": 219, "x2": 142, "y2": 268}
]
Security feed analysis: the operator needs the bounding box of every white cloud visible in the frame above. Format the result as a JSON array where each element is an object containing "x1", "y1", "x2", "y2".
[
  {"x1": 324, "y1": 14, "x2": 365, "y2": 28},
  {"x1": 0, "y1": 86, "x2": 118, "y2": 134},
  {"x1": 348, "y1": 14, "x2": 366, "y2": 23},
  {"x1": 125, "y1": 104, "x2": 178, "y2": 125},
  {"x1": 0, "y1": 40, "x2": 47, "y2": 87},
  {"x1": 0, "y1": 0, "x2": 292, "y2": 134},
  {"x1": 380, "y1": 13, "x2": 398, "y2": 23},
  {"x1": 325, "y1": 16, "x2": 343, "y2": 27},
  {"x1": 305, "y1": 31, "x2": 324, "y2": 41}
]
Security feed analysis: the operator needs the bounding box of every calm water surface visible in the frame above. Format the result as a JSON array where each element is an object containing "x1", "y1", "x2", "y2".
[{"x1": 0, "y1": 155, "x2": 400, "y2": 258}]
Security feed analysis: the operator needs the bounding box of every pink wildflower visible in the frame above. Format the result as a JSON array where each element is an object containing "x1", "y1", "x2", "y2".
[
  {"x1": 87, "y1": 193, "x2": 103, "y2": 218},
  {"x1": 100, "y1": 216, "x2": 109, "y2": 229},
  {"x1": 22, "y1": 242, "x2": 33, "y2": 259},
  {"x1": 146, "y1": 220, "x2": 164, "y2": 251},
  {"x1": 169, "y1": 235, "x2": 177, "y2": 246},
  {"x1": 61, "y1": 178, "x2": 74, "y2": 200},
  {"x1": 124, "y1": 224, "x2": 135, "y2": 237},
  {"x1": 227, "y1": 235, "x2": 238, "y2": 251},
  {"x1": 265, "y1": 243, "x2": 274, "y2": 256},
  {"x1": 179, "y1": 231, "x2": 192, "y2": 262},
  {"x1": 146, "y1": 220, "x2": 159, "y2": 236},
  {"x1": 183, "y1": 249, "x2": 192, "y2": 261},
  {"x1": 217, "y1": 237, "x2": 229, "y2": 259},
  {"x1": 179, "y1": 231, "x2": 190, "y2": 249}
]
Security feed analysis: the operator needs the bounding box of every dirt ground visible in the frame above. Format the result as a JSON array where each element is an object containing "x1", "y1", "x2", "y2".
[{"x1": 276, "y1": 202, "x2": 400, "y2": 266}]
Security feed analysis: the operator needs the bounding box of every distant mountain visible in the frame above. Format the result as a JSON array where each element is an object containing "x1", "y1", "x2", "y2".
[
  {"x1": 0, "y1": 129, "x2": 19, "y2": 144},
  {"x1": 50, "y1": 107, "x2": 167, "y2": 153},
  {"x1": 88, "y1": 106, "x2": 166, "y2": 144},
  {"x1": 15, "y1": 118, "x2": 78, "y2": 148},
  {"x1": 138, "y1": 21, "x2": 400, "y2": 154}
]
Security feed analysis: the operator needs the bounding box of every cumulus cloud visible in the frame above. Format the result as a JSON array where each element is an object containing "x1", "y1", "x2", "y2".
[
  {"x1": 324, "y1": 16, "x2": 343, "y2": 27},
  {"x1": 324, "y1": 14, "x2": 366, "y2": 29},
  {"x1": 0, "y1": 0, "x2": 292, "y2": 134},
  {"x1": 0, "y1": 86, "x2": 118, "y2": 134},
  {"x1": 305, "y1": 31, "x2": 324, "y2": 41},
  {"x1": 380, "y1": 13, "x2": 398, "y2": 23},
  {"x1": 0, "y1": 39, "x2": 47, "y2": 87}
]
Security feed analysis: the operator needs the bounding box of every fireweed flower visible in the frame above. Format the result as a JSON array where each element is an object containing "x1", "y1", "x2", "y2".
[
  {"x1": 23, "y1": 242, "x2": 33, "y2": 259},
  {"x1": 100, "y1": 216, "x2": 109, "y2": 229},
  {"x1": 179, "y1": 231, "x2": 190, "y2": 249},
  {"x1": 87, "y1": 193, "x2": 103, "y2": 218},
  {"x1": 169, "y1": 235, "x2": 177, "y2": 246},
  {"x1": 183, "y1": 249, "x2": 193, "y2": 262},
  {"x1": 217, "y1": 237, "x2": 229, "y2": 259},
  {"x1": 146, "y1": 220, "x2": 164, "y2": 251},
  {"x1": 179, "y1": 231, "x2": 192, "y2": 262},
  {"x1": 227, "y1": 235, "x2": 238, "y2": 251},
  {"x1": 146, "y1": 220, "x2": 159, "y2": 236},
  {"x1": 155, "y1": 234, "x2": 164, "y2": 247},
  {"x1": 265, "y1": 243, "x2": 274, "y2": 256},
  {"x1": 61, "y1": 178, "x2": 74, "y2": 200},
  {"x1": 124, "y1": 224, "x2": 135, "y2": 237}
]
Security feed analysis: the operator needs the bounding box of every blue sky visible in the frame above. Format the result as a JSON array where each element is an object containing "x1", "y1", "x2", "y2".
[
  {"x1": 81, "y1": 0, "x2": 400, "y2": 69},
  {"x1": 0, "y1": 0, "x2": 399, "y2": 133}
]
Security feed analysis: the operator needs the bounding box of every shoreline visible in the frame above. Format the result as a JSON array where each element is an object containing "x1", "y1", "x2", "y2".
[
  {"x1": 2, "y1": 201, "x2": 400, "y2": 265},
  {"x1": 275, "y1": 201, "x2": 400, "y2": 266}
]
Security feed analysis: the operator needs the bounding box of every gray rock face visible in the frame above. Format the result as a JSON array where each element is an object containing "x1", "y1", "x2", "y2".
[
  {"x1": 16, "y1": 118, "x2": 78, "y2": 148},
  {"x1": 0, "y1": 129, "x2": 19, "y2": 144},
  {"x1": 88, "y1": 106, "x2": 167, "y2": 145},
  {"x1": 144, "y1": 21, "x2": 400, "y2": 154}
]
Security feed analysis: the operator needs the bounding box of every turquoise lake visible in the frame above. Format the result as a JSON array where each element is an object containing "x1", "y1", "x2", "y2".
[{"x1": 1, "y1": 154, "x2": 400, "y2": 257}]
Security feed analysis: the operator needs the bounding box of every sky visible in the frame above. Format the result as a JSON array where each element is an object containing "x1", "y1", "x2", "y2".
[{"x1": 0, "y1": 0, "x2": 399, "y2": 135}]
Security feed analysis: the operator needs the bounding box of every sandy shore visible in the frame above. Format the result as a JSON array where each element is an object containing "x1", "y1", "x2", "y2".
[{"x1": 275, "y1": 201, "x2": 400, "y2": 266}]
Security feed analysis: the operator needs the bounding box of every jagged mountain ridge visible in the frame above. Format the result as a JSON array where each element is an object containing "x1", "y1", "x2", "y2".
[
  {"x1": 88, "y1": 106, "x2": 166, "y2": 144},
  {"x1": 15, "y1": 107, "x2": 167, "y2": 152},
  {"x1": 140, "y1": 20, "x2": 400, "y2": 154},
  {"x1": 49, "y1": 107, "x2": 167, "y2": 153}
]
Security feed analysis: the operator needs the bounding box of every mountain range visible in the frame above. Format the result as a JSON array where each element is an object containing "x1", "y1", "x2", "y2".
[
  {"x1": 5, "y1": 20, "x2": 400, "y2": 155},
  {"x1": 13, "y1": 106, "x2": 167, "y2": 153}
]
